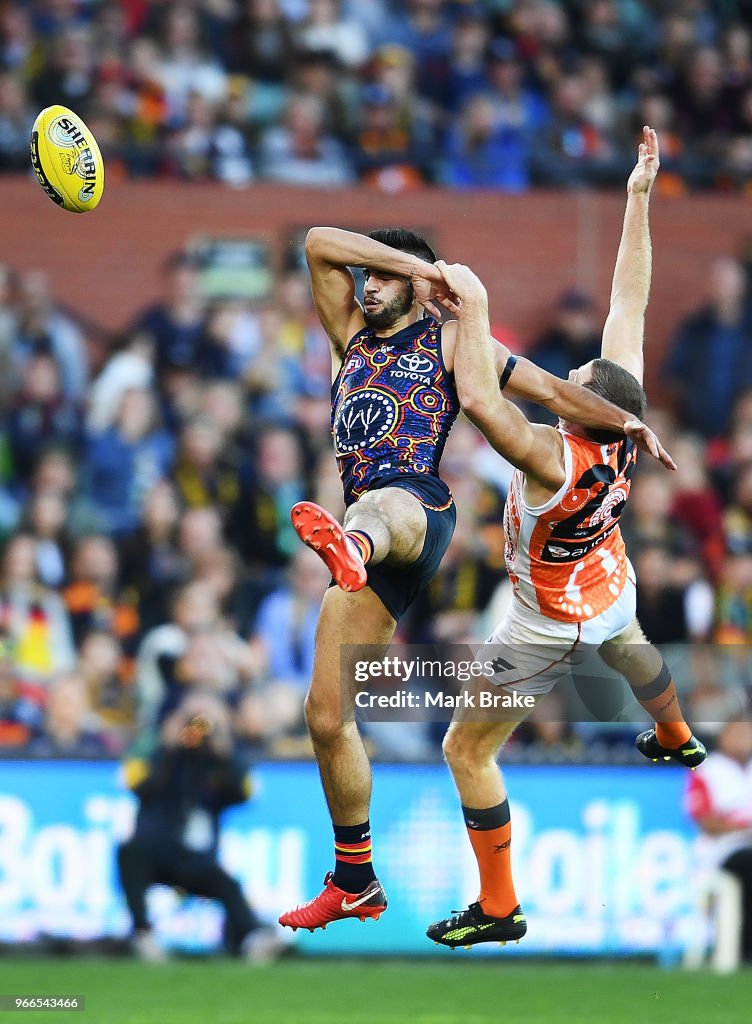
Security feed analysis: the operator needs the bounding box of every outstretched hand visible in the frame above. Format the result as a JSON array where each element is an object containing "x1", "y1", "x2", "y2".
[
  {"x1": 624, "y1": 418, "x2": 676, "y2": 470},
  {"x1": 627, "y1": 125, "x2": 660, "y2": 195}
]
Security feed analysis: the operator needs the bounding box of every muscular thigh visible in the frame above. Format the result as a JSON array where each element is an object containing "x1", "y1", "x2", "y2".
[
  {"x1": 344, "y1": 486, "x2": 427, "y2": 565},
  {"x1": 308, "y1": 584, "x2": 398, "y2": 719}
]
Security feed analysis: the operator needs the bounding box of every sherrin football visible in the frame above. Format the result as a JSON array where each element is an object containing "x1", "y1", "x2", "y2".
[{"x1": 30, "y1": 105, "x2": 104, "y2": 213}]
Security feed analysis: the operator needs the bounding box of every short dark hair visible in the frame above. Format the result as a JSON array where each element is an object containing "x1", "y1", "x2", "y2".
[
  {"x1": 367, "y1": 228, "x2": 436, "y2": 265},
  {"x1": 582, "y1": 358, "x2": 647, "y2": 443}
]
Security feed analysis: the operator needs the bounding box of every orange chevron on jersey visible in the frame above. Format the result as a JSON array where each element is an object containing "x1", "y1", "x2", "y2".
[{"x1": 503, "y1": 428, "x2": 637, "y2": 623}]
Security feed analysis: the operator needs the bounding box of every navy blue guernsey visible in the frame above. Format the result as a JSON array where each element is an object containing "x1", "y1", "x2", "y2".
[{"x1": 331, "y1": 317, "x2": 460, "y2": 506}]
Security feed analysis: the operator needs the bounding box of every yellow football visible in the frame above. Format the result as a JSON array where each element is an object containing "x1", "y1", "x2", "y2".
[{"x1": 30, "y1": 105, "x2": 104, "y2": 213}]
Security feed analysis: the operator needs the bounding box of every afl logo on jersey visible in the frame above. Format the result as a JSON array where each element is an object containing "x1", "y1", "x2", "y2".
[
  {"x1": 394, "y1": 353, "x2": 436, "y2": 382},
  {"x1": 344, "y1": 353, "x2": 365, "y2": 375},
  {"x1": 334, "y1": 389, "x2": 398, "y2": 454}
]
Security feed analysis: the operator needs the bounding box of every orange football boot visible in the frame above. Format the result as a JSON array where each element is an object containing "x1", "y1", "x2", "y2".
[{"x1": 290, "y1": 501, "x2": 367, "y2": 593}]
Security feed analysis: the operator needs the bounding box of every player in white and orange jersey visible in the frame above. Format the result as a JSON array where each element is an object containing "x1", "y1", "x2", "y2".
[{"x1": 426, "y1": 128, "x2": 707, "y2": 951}]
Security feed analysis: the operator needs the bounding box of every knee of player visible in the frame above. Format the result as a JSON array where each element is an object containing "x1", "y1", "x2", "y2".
[
  {"x1": 304, "y1": 693, "x2": 344, "y2": 745},
  {"x1": 442, "y1": 727, "x2": 477, "y2": 769}
]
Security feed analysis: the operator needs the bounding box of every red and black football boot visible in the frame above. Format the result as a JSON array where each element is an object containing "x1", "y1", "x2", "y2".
[{"x1": 279, "y1": 873, "x2": 387, "y2": 932}]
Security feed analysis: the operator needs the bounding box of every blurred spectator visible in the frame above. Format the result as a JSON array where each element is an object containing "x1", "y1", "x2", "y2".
[
  {"x1": 22, "y1": 489, "x2": 69, "y2": 589},
  {"x1": 288, "y1": 49, "x2": 353, "y2": 138},
  {"x1": 0, "y1": 646, "x2": 45, "y2": 747},
  {"x1": 134, "y1": 580, "x2": 258, "y2": 746},
  {"x1": 686, "y1": 664, "x2": 747, "y2": 740},
  {"x1": 381, "y1": 0, "x2": 451, "y2": 100},
  {"x1": 79, "y1": 629, "x2": 133, "y2": 748},
  {"x1": 442, "y1": 94, "x2": 529, "y2": 191},
  {"x1": 250, "y1": 546, "x2": 325, "y2": 687},
  {"x1": 239, "y1": 426, "x2": 306, "y2": 568},
  {"x1": 120, "y1": 480, "x2": 184, "y2": 633},
  {"x1": 0, "y1": 533, "x2": 76, "y2": 683},
  {"x1": 117, "y1": 693, "x2": 279, "y2": 962},
  {"x1": 512, "y1": 689, "x2": 584, "y2": 760},
  {"x1": 12, "y1": 270, "x2": 88, "y2": 401},
  {"x1": 7, "y1": 354, "x2": 82, "y2": 484},
  {"x1": 353, "y1": 84, "x2": 428, "y2": 191},
  {"x1": 238, "y1": 545, "x2": 327, "y2": 750},
  {"x1": 25, "y1": 447, "x2": 100, "y2": 536},
  {"x1": 84, "y1": 388, "x2": 174, "y2": 536},
  {"x1": 685, "y1": 720, "x2": 752, "y2": 962},
  {"x1": 0, "y1": 0, "x2": 750, "y2": 191},
  {"x1": 157, "y1": 5, "x2": 227, "y2": 119},
  {"x1": 32, "y1": 27, "x2": 96, "y2": 113},
  {"x1": 192, "y1": 544, "x2": 263, "y2": 637},
  {"x1": 0, "y1": 71, "x2": 31, "y2": 171},
  {"x1": 259, "y1": 93, "x2": 354, "y2": 186},
  {"x1": 524, "y1": 290, "x2": 601, "y2": 424},
  {"x1": 635, "y1": 544, "x2": 714, "y2": 645},
  {"x1": 621, "y1": 468, "x2": 689, "y2": 554},
  {"x1": 178, "y1": 506, "x2": 225, "y2": 565},
  {"x1": 26, "y1": 671, "x2": 109, "y2": 757},
  {"x1": 724, "y1": 464, "x2": 752, "y2": 556},
  {"x1": 87, "y1": 332, "x2": 154, "y2": 433},
  {"x1": 673, "y1": 47, "x2": 734, "y2": 157},
  {"x1": 173, "y1": 415, "x2": 242, "y2": 521},
  {"x1": 232, "y1": 0, "x2": 296, "y2": 86},
  {"x1": 164, "y1": 91, "x2": 253, "y2": 185},
  {"x1": 664, "y1": 257, "x2": 752, "y2": 438},
  {"x1": 531, "y1": 73, "x2": 622, "y2": 187},
  {"x1": 133, "y1": 251, "x2": 207, "y2": 376},
  {"x1": 0, "y1": 4, "x2": 40, "y2": 79},
  {"x1": 715, "y1": 552, "x2": 752, "y2": 645},
  {"x1": 668, "y1": 435, "x2": 725, "y2": 574},
  {"x1": 62, "y1": 535, "x2": 139, "y2": 655},
  {"x1": 297, "y1": 0, "x2": 369, "y2": 69},
  {"x1": 438, "y1": 6, "x2": 489, "y2": 113}
]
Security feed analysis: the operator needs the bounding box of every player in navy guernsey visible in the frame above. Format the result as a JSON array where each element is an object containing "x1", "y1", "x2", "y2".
[{"x1": 279, "y1": 225, "x2": 675, "y2": 934}]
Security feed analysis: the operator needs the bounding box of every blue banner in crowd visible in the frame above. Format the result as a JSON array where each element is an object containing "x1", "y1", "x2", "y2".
[{"x1": 0, "y1": 761, "x2": 700, "y2": 956}]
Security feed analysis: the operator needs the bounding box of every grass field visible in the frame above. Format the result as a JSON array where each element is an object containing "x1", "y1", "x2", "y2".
[{"x1": 1, "y1": 958, "x2": 747, "y2": 1024}]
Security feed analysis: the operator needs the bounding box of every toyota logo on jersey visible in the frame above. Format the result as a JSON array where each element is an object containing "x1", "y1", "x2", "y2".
[{"x1": 392, "y1": 353, "x2": 437, "y2": 381}]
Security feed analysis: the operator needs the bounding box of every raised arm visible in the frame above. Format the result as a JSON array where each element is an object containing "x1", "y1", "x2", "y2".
[
  {"x1": 504, "y1": 354, "x2": 639, "y2": 431},
  {"x1": 437, "y1": 261, "x2": 566, "y2": 490},
  {"x1": 600, "y1": 126, "x2": 659, "y2": 383},
  {"x1": 304, "y1": 227, "x2": 446, "y2": 365},
  {"x1": 440, "y1": 300, "x2": 675, "y2": 471},
  {"x1": 444, "y1": 325, "x2": 651, "y2": 434}
]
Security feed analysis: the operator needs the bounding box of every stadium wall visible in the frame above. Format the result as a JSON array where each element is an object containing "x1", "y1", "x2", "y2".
[
  {"x1": 2, "y1": 759, "x2": 701, "y2": 959},
  {"x1": 11, "y1": 178, "x2": 750, "y2": 399}
]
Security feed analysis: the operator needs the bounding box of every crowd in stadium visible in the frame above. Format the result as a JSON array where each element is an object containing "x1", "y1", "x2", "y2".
[
  {"x1": 1, "y1": 0, "x2": 752, "y2": 192},
  {"x1": 0, "y1": 236, "x2": 751, "y2": 762}
]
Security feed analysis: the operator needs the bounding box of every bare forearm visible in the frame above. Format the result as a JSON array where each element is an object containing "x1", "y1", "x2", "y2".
[
  {"x1": 507, "y1": 358, "x2": 628, "y2": 433},
  {"x1": 610, "y1": 192, "x2": 651, "y2": 314},
  {"x1": 454, "y1": 295, "x2": 499, "y2": 410},
  {"x1": 306, "y1": 226, "x2": 440, "y2": 281},
  {"x1": 545, "y1": 376, "x2": 630, "y2": 433}
]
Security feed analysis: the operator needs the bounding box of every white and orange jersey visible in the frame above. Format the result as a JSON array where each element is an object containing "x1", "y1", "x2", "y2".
[{"x1": 503, "y1": 427, "x2": 637, "y2": 623}]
